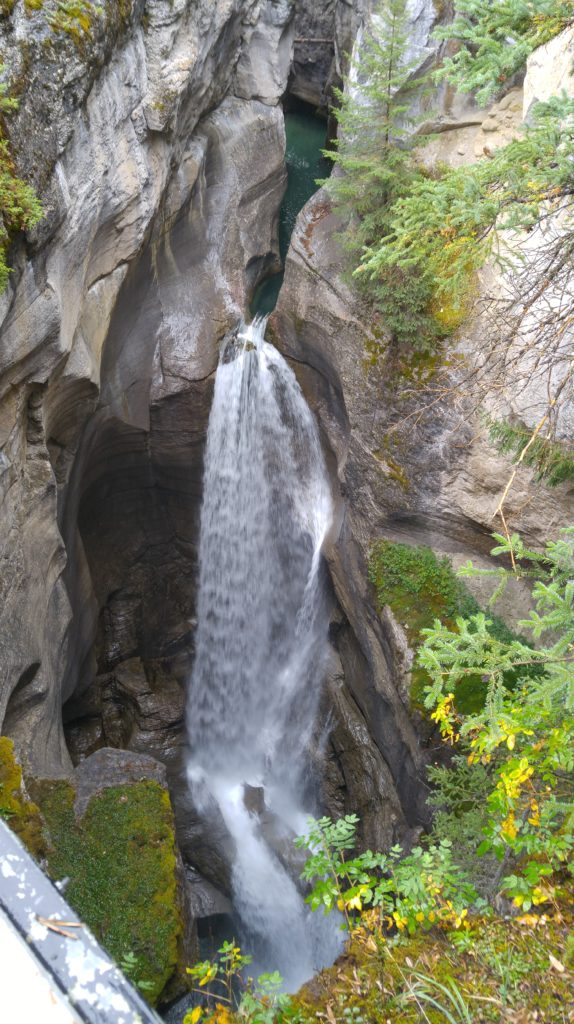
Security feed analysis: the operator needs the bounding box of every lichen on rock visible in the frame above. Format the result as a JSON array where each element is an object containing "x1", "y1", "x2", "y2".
[{"x1": 0, "y1": 735, "x2": 49, "y2": 860}]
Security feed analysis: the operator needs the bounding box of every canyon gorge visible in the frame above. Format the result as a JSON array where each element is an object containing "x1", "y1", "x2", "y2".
[{"x1": 1, "y1": 0, "x2": 574, "y2": 1012}]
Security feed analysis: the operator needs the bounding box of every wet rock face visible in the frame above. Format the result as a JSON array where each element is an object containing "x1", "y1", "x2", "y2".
[
  {"x1": 64, "y1": 658, "x2": 186, "y2": 767},
  {"x1": 236, "y1": 0, "x2": 296, "y2": 103},
  {"x1": 0, "y1": 0, "x2": 291, "y2": 777}
]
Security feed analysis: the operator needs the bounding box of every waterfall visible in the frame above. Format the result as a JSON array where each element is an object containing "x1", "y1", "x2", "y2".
[{"x1": 186, "y1": 317, "x2": 342, "y2": 990}]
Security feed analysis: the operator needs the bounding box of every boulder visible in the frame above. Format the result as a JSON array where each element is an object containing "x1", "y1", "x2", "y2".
[
  {"x1": 20, "y1": 746, "x2": 198, "y2": 1006},
  {"x1": 73, "y1": 747, "x2": 169, "y2": 817}
]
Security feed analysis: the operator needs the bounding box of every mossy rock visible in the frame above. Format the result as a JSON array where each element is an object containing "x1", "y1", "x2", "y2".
[
  {"x1": 369, "y1": 540, "x2": 526, "y2": 715},
  {"x1": 0, "y1": 736, "x2": 49, "y2": 860},
  {"x1": 29, "y1": 776, "x2": 184, "y2": 1006}
]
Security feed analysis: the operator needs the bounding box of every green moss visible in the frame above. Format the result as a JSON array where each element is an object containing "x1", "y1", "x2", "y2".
[
  {"x1": 30, "y1": 778, "x2": 183, "y2": 1006},
  {"x1": 363, "y1": 328, "x2": 387, "y2": 370},
  {"x1": 369, "y1": 541, "x2": 525, "y2": 714},
  {"x1": 393, "y1": 345, "x2": 444, "y2": 387},
  {"x1": 372, "y1": 449, "x2": 410, "y2": 491},
  {"x1": 0, "y1": 736, "x2": 49, "y2": 860},
  {"x1": 0, "y1": 0, "x2": 16, "y2": 16}
]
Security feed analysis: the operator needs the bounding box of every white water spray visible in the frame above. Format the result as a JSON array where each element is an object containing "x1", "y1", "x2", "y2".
[{"x1": 187, "y1": 318, "x2": 342, "y2": 989}]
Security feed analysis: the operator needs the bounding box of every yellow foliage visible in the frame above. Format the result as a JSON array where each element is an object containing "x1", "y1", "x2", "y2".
[
  {"x1": 528, "y1": 800, "x2": 541, "y2": 826},
  {"x1": 430, "y1": 693, "x2": 459, "y2": 743},
  {"x1": 183, "y1": 1008, "x2": 203, "y2": 1024},
  {"x1": 345, "y1": 893, "x2": 363, "y2": 911},
  {"x1": 501, "y1": 812, "x2": 518, "y2": 841}
]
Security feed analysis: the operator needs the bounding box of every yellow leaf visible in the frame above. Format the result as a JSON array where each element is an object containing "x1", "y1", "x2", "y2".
[
  {"x1": 516, "y1": 913, "x2": 539, "y2": 927},
  {"x1": 501, "y1": 812, "x2": 518, "y2": 840},
  {"x1": 199, "y1": 967, "x2": 216, "y2": 987},
  {"x1": 507, "y1": 734, "x2": 516, "y2": 750},
  {"x1": 183, "y1": 1008, "x2": 203, "y2": 1024},
  {"x1": 346, "y1": 894, "x2": 363, "y2": 911}
]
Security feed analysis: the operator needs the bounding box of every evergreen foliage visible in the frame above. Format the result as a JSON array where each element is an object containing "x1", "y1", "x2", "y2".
[
  {"x1": 321, "y1": 0, "x2": 445, "y2": 349},
  {"x1": 434, "y1": 0, "x2": 574, "y2": 106},
  {"x1": 359, "y1": 94, "x2": 574, "y2": 313},
  {"x1": 369, "y1": 539, "x2": 527, "y2": 713},
  {"x1": 488, "y1": 417, "x2": 574, "y2": 486},
  {"x1": 426, "y1": 755, "x2": 499, "y2": 897},
  {"x1": 326, "y1": 1, "x2": 574, "y2": 357}
]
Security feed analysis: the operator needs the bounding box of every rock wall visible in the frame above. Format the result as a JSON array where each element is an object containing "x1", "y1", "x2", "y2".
[
  {"x1": 291, "y1": 0, "x2": 439, "y2": 111},
  {"x1": 271, "y1": 17, "x2": 574, "y2": 847},
  {"x1": 0, "y1": 0, "x2": 293, "y2": 776}
]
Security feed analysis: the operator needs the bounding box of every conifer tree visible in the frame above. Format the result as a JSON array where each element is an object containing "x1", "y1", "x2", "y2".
[
  {"x1": 323, "y1": 0, "x2": 441, "y2": 348},
  {"x1": 435, "y1": 0, "x2": 574, "y2": 107},
  {"x1": 325, "y1": 0, "x2": 425, "y2": 252}
]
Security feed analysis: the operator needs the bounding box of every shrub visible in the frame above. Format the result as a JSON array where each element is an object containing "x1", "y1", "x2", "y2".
[
  {"x1": 419, "y1": 528, "x2": 574, "y2": 909},
  {"x1": 295, "y1": 815, "x2": 477, "y2": 935}
]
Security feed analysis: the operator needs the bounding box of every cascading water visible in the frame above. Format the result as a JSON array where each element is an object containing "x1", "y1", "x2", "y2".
[{"x1": 186, "y1": 317, "x2": 342, "y2": 989}]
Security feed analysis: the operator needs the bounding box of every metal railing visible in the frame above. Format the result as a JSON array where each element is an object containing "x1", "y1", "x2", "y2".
[{"x1": 0, "y1": 818, "x2": 162, "y2": 1023}]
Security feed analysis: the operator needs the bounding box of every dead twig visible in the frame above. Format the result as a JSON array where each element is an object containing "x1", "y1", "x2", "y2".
[{"x1": 35, "y1": 915, "x2": 84, "y2": 940}]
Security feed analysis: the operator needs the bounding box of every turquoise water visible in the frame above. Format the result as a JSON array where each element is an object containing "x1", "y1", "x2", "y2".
[{"x1": 250, "y1": 107, "x2": 330, "y2": 317}]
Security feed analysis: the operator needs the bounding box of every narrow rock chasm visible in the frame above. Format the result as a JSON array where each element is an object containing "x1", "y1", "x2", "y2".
[{"x1": 58, "y1": 86, "x2": 423, "y2": 921}]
